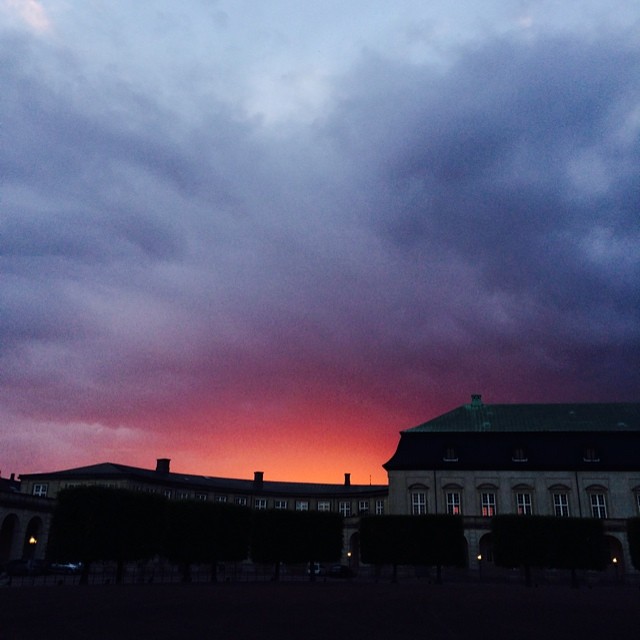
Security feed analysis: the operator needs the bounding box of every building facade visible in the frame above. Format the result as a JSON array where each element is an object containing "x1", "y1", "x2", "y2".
[
  {"x1": 383, "y1": 396, "x2": 640, "y2": 577},
  {"x1": 0, "y1": 474, "x2": 54, "y2": 565}
]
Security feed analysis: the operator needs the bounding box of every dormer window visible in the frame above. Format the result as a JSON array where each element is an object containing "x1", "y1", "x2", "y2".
[
  {"x1": 512, "y1": 447, "x2": 528, "y2": 462},
  {"x1": 443, "y1": 446, "x2": 458, "y2": 462},
  {"x1": 583, "y1": 447, "x2": 600, "y2": 462}
]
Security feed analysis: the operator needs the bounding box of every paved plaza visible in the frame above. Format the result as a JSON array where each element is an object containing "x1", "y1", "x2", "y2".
[{"x1": 1, "y1": 580, "x2": 639, "y2": 640}]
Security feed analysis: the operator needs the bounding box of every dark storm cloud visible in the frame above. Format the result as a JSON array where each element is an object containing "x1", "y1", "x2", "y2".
[
  {"x1": 324, "y1": 36, "x2": 640, "y2": 352},
  {"x1": 1, "y1": 24, "x2": 639, "y2": 440}
]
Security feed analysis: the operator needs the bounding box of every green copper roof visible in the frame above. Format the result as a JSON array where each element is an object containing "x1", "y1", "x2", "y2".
[{"x1": 404, "y1": 401, "x2": 640, "y2": 433}]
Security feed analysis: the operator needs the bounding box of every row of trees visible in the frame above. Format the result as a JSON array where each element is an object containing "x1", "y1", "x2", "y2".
[
  {"x1": 491, "y1": 515, "x2": 608, "y2": 587},
  {"x1": 360, "y1": 515, "x2": 466, "y2": 583},
  {"x1": 360, "y1": 514, "x2": 637, "y2": 586},
  {"x1": 47, "y1": 487, "x2": 343, "y2": 584},
  {"x1": 48, "y1": 488, "x2": 640, "y2": 587}
]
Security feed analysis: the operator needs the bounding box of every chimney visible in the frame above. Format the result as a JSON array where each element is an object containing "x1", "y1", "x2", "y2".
[
  {"x1": 10, "y1": 473, "x2": 15, "y2": 481},
  {"x1": 344, "y1": 473, "x2": 351, "y2": 486},
  {"x1": 471, "y1": 394, "x2": 482, "y2": 407},
  {"x1": 254, "y1": 471, "x2": 264, "y2": 489},
  {"x1": 156, "y1": 458, "x2": 171, "y2": 474}
]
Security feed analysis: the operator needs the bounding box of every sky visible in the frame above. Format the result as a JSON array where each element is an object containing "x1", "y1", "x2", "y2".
[{"x1": 1, "y1": 1, "x2": 639, "y2": 485}]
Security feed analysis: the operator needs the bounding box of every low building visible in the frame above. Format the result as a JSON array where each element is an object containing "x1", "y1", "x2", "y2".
[
  {"x1": 18, "y1": 461, "x2": 387, "y2": 565},
  {"x1": 383, "y1": 395, "x2": 640, "y2": 577},
  {"x1": 0, "y1": 473, "x2": 54, "y2": 564}
]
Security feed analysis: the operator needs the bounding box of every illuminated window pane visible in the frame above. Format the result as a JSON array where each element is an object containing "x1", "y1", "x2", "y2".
[
  {"x1": 446, "y1": 492, "x2": 461, "y2": 515},
  {"x1": 481, "y1": 492, "x2": 496, "y2": 517}
]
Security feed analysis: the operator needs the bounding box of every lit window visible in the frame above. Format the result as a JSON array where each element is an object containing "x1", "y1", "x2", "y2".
[
  {"x1": 254, "y1": 498, "x2": 267, "y2": 510},
  {"x1": 32, "y1": 484, "x2": 48, "y2": 497},
  {"x1": 295, "y1": 501, "x2": 309, "y2": 511},
  {"x1": 553, "y1": 493, "x2": 570, "y2": 517},
  {"x1": 446, "y1": 492, "x2": 461, "y2": 515},
  {"x1": 214, "y1": 495, "x2": 227, "y2": 503},
  {"x1": 375, "y1": 499, "x2": 385, "y2": 515},
  {"x1": 234, "y1": 497, "x2": 247, "y2": 506},
  {"x1": 176, "y1": 491, "x2": 190, "y2": 500},
  {"x1": 481, "y1": 492, "x2": 496, "y2": 517},
  {"x1": 516, "y1": 493, "x2": 532, "y2": 515},
  {"x1": 195, "y1": 493, "x2": 208, "y2": 501},
  {"x1": 317, "y1": 501, "x2": 331, "y2": 512},
  {"x1": 162, "y1": 489, "x2": 172, "y2": 499},
  {"x1": 590, "y1": 493, "x2": 607, "y2": 519},
  {"x1": 274, "y1": 500, "x2": 288, "y2": 510},
  {"x1": 359, "y1": 500, "x2": 369, "y2": 515},
  {"x1": 339, "y1": 501, "x2": 352, "y2": 517},
  {"x1": 411, "y1": 491, "x2": 427, "y2": 515}
]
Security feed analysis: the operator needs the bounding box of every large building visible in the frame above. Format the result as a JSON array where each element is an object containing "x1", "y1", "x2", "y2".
[
  {"x1": 15, "y1": 460, "x2": 387, "y2": 566},
  {"x1": 383, "y1": 395, "x2": 640, "y2": 576},
  {"x1": 5, "y1": 396, "x2": 640, "y2": 579}
]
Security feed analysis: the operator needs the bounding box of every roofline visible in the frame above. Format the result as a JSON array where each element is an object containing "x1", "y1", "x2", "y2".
[{"x1": 18, "y1": 462, "x2": 387, "y2": 494}]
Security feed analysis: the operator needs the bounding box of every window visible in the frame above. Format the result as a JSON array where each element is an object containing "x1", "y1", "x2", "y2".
[
  {"x1": 590, "y1": 493, "x2": 607, "y2": 519},
  {"x1": 176, "y1": 491, "x2": 191, "y2": 500},
  {"x1": 411, "y1": 491, "x2": 427, "y2": 515},
  {"x1": 553, "y1": 493, "x2": 570, "y2": 517},
  {"x1": 162, "y1": 489, "x2": 173, "y2": 499},
  {"x1": 583, "y1": 447, "x2": 600, "y2": 462},
  {"x1": 375, "y1": 499, "x2": 385, "y2": 515},
  {"x1": 516, "y1": 493, "x2": 532, "y2": 515},
  {"x1": 446, "y1": 492, "x2": 461, "y2": 515},
  {"x1": 32, "y1": 484, "x2": 48, "y2": 497},
  {"x1": 214, "y1": 495, "x2": 227, "y2": 503},
  {"x1": 317, "y1": 501, "x2": 331, "y2": 512},
  {"x1": 295, "y1": 501, "x2": 309, "y2": 511},
  {"x1": 274, "y1": 500, "x2": 288, "y2": 510},
  {"x1": 234, "y1": 497, "x2": 247, "y2": 506},
  {"x1": 481, "y1": 492, "x2": 496, "y2": 517},
  {"x1": 194, "y1": 493, "x2": 208, "y2": 501},
  {"x1": 254, "y1": 498, "x2": 267, "y2": 510},
  {"x1": 443, "y1": 447, "x2": 458, "y2": 462},
  {"x1": 512, "y1": 447, "x2": 528, "y2": 462},
  {"x1": 339, "y1": 501, "x2": 352, "y2": 517},
  {"x1": 359, "y1": 500, "x2": 369, "y2": 515}
]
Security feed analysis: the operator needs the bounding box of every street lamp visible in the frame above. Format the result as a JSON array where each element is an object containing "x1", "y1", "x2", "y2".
[{"x1": 477, "y1": 554, "x2": 482, "y2": 582}]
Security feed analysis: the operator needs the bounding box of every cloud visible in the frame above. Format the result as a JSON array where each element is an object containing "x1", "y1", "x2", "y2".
[
  {"x1": 2, "y1": 0, "x2": 51, "y2": 33},
  {"x1": 1, "y1": 13, "x2": 639, "y2": 479}
]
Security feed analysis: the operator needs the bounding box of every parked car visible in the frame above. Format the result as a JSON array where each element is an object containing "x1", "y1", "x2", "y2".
[{"x1": 49, "y1": 561, "x2": 83, "y2": 575}]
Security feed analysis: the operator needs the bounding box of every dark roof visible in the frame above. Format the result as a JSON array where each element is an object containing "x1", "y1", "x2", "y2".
[
  {"x1": 404, "y1": 402, "x2": 640, "y2": 433},
  {"x1": 19, "y1": 463, "x2": 387, "y2": 497},
  {"x1": 0, "y1": 476, "x2": 20, "y2": 493},
  {"x1": 384, "y1": 400, "x2": 640, "y2": 472}
]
